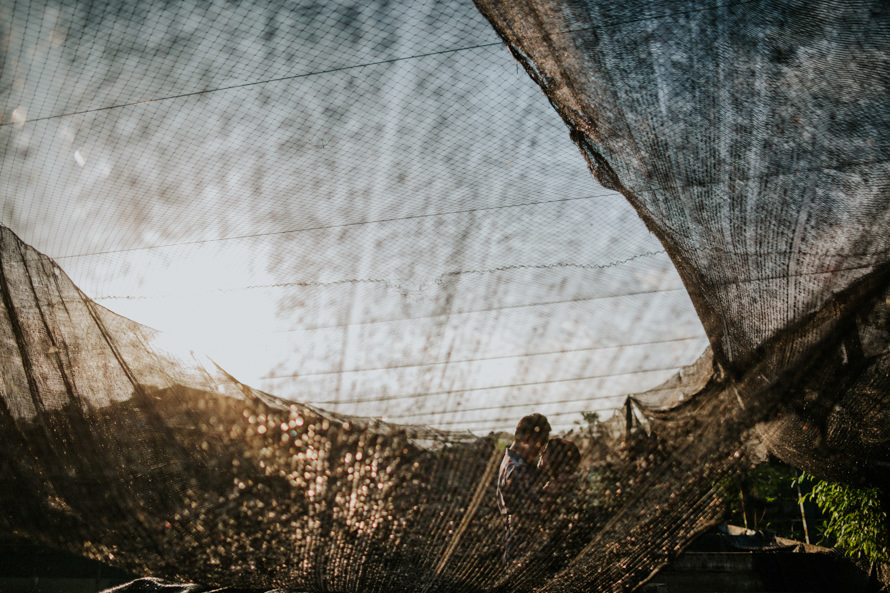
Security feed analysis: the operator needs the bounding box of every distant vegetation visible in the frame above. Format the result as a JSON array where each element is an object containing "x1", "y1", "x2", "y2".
[
  {"x1": 576, "y1": 410, "x2": 888, "y2": 565},
  {"x1": 721, "y1": 461, "x2": 888, "y2": 564},
  {"x1": 800, "y1": 474, "x2": 889, "y2": 565}
]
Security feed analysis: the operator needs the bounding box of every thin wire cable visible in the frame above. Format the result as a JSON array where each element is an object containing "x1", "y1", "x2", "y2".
[
  {"x1": 90, "y1": 250, "x2": 669, "y2": 300},
  {"x1": 377, "y1": 384, "x2": 676, "y2": 420},
  {"x1": 81, "y1": 285, "x2": 687, "y2": 335},
  {"x1": 275, "y1": 286, "x2": 687, "y2": 334},
  {"x1": 412, "y1": 402, "x2": 662, "y2": 428},
  {"x1": 1, "y1": 41, "x2": 505, "y2": 127},
  {"x1": 159, "y1": 259, "x2": 890, "y2": 333},
  {"x1": 56, "y1": 192, "x2": 620, "y2": 260},
  {"x1": 48, "y1": 152, "x2": 890, "y2": 262},
  {"x1": 2, "y1": 0, "x2": 760, "y2": 129},
  {"x1": 311, "y1": 365, "x2": 679, "y2": 405},
  {"x1": 260, "y1": 335, "x2": 705, "y2": 379}
]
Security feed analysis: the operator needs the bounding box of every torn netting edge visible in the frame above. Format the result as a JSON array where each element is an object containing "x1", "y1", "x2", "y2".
[
  {"x1": 2, "y1": 212, "x2": 887, "y2": 593},
  {"x1": 0, "y1": 223, "x2": 785, "y2": 591},
  {"x1": 469, "y1": 0, "x2": 890, "y2": 590}
]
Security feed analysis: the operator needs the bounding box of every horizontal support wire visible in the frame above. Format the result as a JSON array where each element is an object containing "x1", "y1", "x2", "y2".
[
  {"x1": 311, "y1": 364, "x2": 682, "y2": 405},
  {"x1": 2, "y1": 0, "x2": 759, "y2": 128},
  {"x1": 57, "y1": 192, "x2": 622, "y2": 260},
  {"x1": 261, "y1": 335, "x2": 705, "y2": 379},
  {"x1": 412, "y1": 402, "x2": 656, "y2": 428},
  {"x1": 377, "y1": 387, "x2": 671, "y2": 420},
  {"x1": 273, "y1": 287, "x2": 688, "y2": 333}
]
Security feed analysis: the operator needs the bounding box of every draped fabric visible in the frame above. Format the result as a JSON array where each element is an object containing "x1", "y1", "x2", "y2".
[
  {"x1": 474, "y1": 0, "x2": 890, "y2": 492},
  {"x1": 1, "y1": 1, "x2": 888, "y2": 592}
]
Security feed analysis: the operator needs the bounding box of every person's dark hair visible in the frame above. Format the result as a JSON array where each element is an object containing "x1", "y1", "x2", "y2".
[
  {"x1": 541, "y1": 437, "x2": 581, "y2": 476},
  {"x1": 514, "y1": 413, "x2": 551, "y2": 442}
]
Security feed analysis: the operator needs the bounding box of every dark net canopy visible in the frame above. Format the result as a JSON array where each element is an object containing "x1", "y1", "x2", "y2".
[{"x1": 0, "y1": 0, "x2": 888, "y2": 592}]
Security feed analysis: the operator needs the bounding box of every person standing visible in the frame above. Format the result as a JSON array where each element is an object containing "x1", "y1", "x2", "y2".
[{"x1": 496, "y1": 413, "x2": 551, "y2": 565}]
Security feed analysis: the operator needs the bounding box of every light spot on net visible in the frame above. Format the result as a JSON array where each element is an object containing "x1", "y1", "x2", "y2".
[{"x1": 11, "y1": 107, "x2": 27, "y2": 125}]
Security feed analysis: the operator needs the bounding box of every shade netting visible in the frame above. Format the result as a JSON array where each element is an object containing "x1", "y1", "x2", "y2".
[{"x1": 0, "y1": 0, "x2": 888, "y2": 591}]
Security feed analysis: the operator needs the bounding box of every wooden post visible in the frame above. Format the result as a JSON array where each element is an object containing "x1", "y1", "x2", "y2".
[{"x1": 796, "y1": 479, "x2": 811, "y2": 544}]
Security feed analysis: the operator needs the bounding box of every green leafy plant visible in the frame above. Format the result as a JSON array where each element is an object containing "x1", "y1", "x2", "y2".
[{"x1": 799, "y1": 473, "x2": 889, "y2": 564}]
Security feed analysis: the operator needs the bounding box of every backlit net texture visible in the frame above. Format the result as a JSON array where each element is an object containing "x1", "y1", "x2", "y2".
[{"x1": 0, "y1": 0, "x2": 888, "y2": 592}]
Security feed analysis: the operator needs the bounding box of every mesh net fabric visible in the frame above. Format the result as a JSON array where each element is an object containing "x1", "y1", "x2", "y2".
[
  {"x1": 474, "y1": 0, "x2": 890, "y2": 488},
  {"x1": 1, "y1": 1, "x2": 889, "y2": 593}
]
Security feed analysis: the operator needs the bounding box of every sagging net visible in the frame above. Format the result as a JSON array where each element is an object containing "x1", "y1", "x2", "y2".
[{"x1": 0, "y1": 0, "x2": 888, "y2": 591}]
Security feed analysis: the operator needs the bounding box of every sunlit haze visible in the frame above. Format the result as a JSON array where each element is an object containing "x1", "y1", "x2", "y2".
[{"x1": 1, "y1": 0, "x2": 707, "y2": 434}]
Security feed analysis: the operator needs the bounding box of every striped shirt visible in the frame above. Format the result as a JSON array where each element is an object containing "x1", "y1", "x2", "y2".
[
  {"x1": 497, "y1": 447, "x2": 541, "y2": 516},
  {"x1": 497, "y1": 447, "x2": 543, "y2": 564}
]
